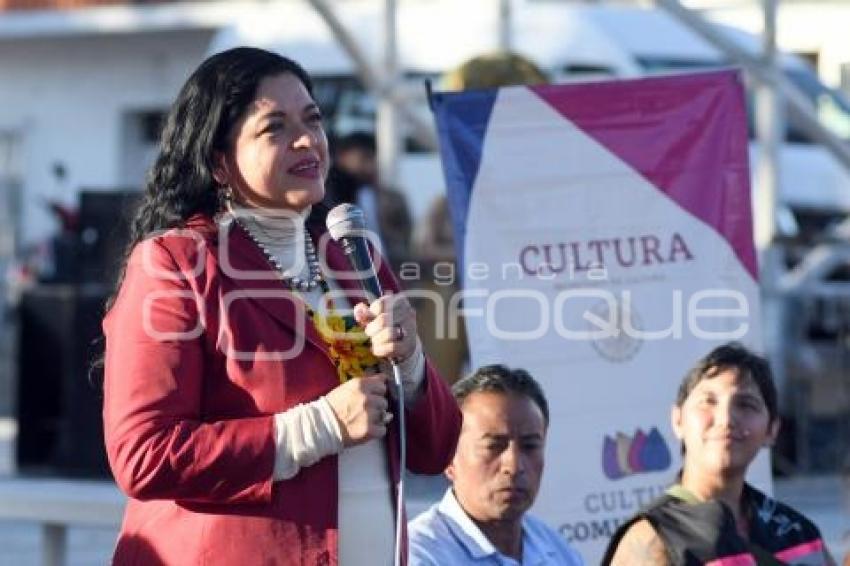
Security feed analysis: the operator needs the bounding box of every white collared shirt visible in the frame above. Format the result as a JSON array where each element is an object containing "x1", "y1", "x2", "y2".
[{"x1": 408, "y1": 488, "x2": 585, "y2": 566}]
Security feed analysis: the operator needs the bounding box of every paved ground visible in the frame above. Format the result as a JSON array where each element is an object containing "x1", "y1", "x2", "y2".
[
  {"x1": 0, "y1": 524, "x2": 116, "y2": 566},
  {"x1": 0, "y1": 418, "x2": 847, "y2": 565}
]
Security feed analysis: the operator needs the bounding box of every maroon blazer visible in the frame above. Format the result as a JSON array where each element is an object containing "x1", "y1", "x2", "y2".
[{"x1": 103, "y1": 214, "x2": 461, "y2": 565}]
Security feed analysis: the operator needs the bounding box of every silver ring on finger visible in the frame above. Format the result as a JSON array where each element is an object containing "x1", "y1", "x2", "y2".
[
  {"x1": 393, "y1": 323, "x2": 406, "y2": 342},
  {"x1": 381, "y1": 410, "x2": 393, "y2": 425}
]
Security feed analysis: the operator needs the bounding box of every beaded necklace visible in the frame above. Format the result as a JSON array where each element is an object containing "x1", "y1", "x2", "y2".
[
  {"x1": 236, "y1": 211, "x2": 324, "y2": 292},
  {"x1": 233, "y1": 215, "x2": 379, "y2": 383}
]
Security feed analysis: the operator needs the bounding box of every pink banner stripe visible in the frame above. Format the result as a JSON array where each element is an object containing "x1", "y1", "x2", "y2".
[
  {"x1": 775, "y1": 539, "x2": 825, "y2": 562},
  {"x1": 705, "y1": 553, "x2": 757, "y2": 566},
  {"x1": 530, "y1": 70, "x2": 758, "y2": 280}
]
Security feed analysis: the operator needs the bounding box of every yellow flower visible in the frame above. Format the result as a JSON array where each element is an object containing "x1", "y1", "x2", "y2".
[{"x1": 310, "y1": 311, "x2": 379, "y2": 383}]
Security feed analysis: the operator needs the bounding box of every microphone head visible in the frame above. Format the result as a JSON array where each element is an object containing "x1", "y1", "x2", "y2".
[{"x1": 326, "y1": 203, "x2": 367, "y2": 241}]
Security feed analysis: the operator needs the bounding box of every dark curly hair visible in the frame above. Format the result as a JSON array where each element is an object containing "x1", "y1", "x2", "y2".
[
  {"x1": 93, "y1": 47, "x2": 321, "y2": 383},
  {"x1": 452, "y1": 364, "x2": 549, "y2": 427},
  {"x1": 130, "y1": 47, "x2": 312, "y2": 247},
  {"x1": 107, "y1": 47, "x2": 320, "y2": 305}
]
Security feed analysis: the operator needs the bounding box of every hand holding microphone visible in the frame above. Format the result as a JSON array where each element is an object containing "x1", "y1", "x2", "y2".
[
  {"x1": 326, "y1": 203, "x2": 420, "y2": 364},
  {"x1": 353, "y1": 295, "x2": 418, "y2": 362}
]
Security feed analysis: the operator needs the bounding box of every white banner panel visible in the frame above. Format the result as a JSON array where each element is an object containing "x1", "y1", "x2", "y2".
[{"x1": 432, "y1": 70, "x2": 769, "y2": 562}]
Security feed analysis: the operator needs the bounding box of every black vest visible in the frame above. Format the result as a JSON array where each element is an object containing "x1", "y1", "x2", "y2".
[{"x1": 601, "y1": 484, "x2": 829, "y2": 565}]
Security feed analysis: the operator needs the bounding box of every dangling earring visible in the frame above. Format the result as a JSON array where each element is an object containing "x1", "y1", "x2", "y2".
[{"x1": 218, "y1": 183, "x2": 235, "y2": 212}]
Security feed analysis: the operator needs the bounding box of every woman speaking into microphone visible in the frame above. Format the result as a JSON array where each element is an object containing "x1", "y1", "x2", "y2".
[{"x1": 101, "y1": 46, "x2": 461, "y2": 565}]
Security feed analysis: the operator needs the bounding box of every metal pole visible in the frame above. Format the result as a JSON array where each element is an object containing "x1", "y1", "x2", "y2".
[
  {"x1": 754, "y1": 0, "x2": 781, "y2": 248},
  {"x1": 42, "y1": 524, "x2": 67, "y2": 566},
  {"x1": 754, "y1": 0, "x2": 795, "y2": 469},
  {"x1": 377, "y1": 0, "x2": 401, "y2": 188},
  {"x1": 499, "y1": 0, "x2": 512, "y2": 52}
]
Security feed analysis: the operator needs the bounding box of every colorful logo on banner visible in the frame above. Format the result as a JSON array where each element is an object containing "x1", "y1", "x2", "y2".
[{"x1": 602, "y1": 427, "x2": 672, "y2": 480}]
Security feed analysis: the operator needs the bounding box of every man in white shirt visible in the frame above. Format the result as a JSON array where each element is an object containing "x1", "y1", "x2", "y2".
[{"x1": 408, "y1": 365, "x2": 584, "y2": 565}]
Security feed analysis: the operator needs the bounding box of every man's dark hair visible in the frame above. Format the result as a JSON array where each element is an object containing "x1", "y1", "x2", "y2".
[
  {"x1": 676, "y1": 342, "x2": 778, "y2": 423},
  {"x1": 452, "y1": 364, "x2": 549, "y2": 426}
]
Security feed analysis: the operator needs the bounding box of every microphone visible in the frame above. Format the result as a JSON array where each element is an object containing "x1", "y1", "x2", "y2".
[
  {"x1": 328, "y1": 203, "x2": 407, "y2": 566},
  {"x1": 326, "y1": 203, "x2": 383, "y2": 302}
]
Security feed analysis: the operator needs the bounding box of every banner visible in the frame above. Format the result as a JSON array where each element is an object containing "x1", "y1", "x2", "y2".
[{"x1": 431, "y1": 69, "x2": 769, "y2": 562}]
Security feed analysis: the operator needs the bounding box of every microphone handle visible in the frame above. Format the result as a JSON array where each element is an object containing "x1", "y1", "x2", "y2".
[{"x1": 339, "y1": 236, "x2": 383, "y2": 302}]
